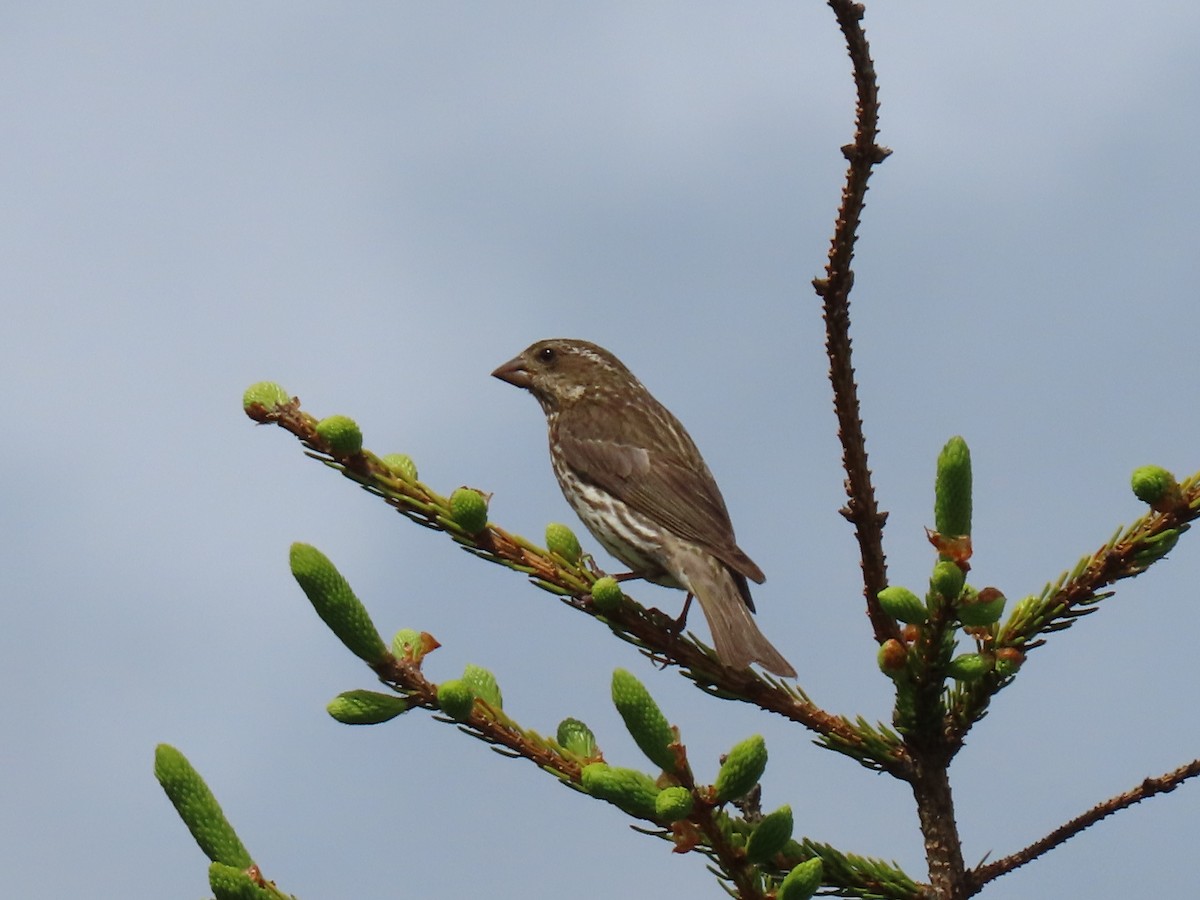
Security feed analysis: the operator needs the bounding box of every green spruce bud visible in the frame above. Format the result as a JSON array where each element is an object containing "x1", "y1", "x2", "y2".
[
  {"x1": 778, "y1": 858, "x2": 824, "y2": 900},
  {"x1": 545, "y1": 522, "x2": 583, "y2": 564},
  {"x1": 326, "y1": 689, "x2": 411, "y2": 725},
  {"x1": 449, "y1": 487, "x2": 489, "y2": 534},
  {"x1": 930, "y1": 560, "x2": 966, "y2": 603},
  {"x1": 1131, "y1": 465, "x2": 1182, "y2": 511},
  {"x1": 289, "y1": 543, "x2": 390, "y2": 665},
  {"x1": 877, "y1": 585, "x2": 927, "y2": 624},
  {"x1": 746, "y1": 804, "x2": 794, "y2": 864},
  {"x1": 381, "y1": 453, "x2": 418, "y2": 481},
  {"x1": 391, "y1": 628, "x2": 439, "y2": 662},
  {"x1": 556, "y1": 717, "x2": 598, "y2": 759},
  {"x1": 947, "y1": 653, "x2": 991, "y2": 682},
  {"x1": 935, "y1": 436, "x2": 973, "y2": 538},
  {"x1": 462, "y1": 663, "x2": 503, "y2": 709},
  {"x1": 713, "y1": 735, "x2": 768, "y2": 804},
  {"x1": 315, "y1": 414, "x2": 363, "y2": 455},
  {"x1": 392, "y1": 628, "x2": 421, "y2": 657},
  {"x1": 241, "y1": 381, "x2": 290, "y2": 416},
  {"x1": 654, "y1": 785, "x2": 694, "y2": 822},
  {"x1": 590, "y1": 576, "x2": 624, "y2": 613},
  {"x1": 437, "y1": 679, "x2": 475, "y2": 721},
  {"x1": 877, "y1": 638, "x2": 908, "y2": 679},
  {"x1": 208, "y1": 862, "x2": 271, "y2": 900},
  {"x1": 994, "y1": 647, "x2": 1025, "y2": 677},
  {"x1": 958, "y1": 587, "x2": 1006, "y2": 626},
  {"x1": 580, "y1": 763, "x2": 660, "y2": 819},
  {"x1": 611, "y1": 668, "x2": 677, "y2": 773},
  {"x1": 154, "y1": 745, "x2": 253, "y2": 868}
]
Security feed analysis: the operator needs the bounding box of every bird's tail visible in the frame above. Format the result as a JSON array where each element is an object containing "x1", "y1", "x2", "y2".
[{"x1": 675, "y1": 547, "x2": 796, "y2": 678}]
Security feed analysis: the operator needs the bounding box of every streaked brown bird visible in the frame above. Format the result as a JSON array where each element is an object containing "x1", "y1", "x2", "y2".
[{"x1": 492, "y1": 338, "x2": 795, "y2": 677}]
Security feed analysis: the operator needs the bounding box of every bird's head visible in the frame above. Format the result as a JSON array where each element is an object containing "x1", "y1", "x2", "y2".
[{"x1": 492, "y1": 339, "x2": 634, "y2": 412}]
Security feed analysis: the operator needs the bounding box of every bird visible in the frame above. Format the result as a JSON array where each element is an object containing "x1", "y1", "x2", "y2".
[{"x1": 491, "y1": 338, "x2": 795, "y2": 677}]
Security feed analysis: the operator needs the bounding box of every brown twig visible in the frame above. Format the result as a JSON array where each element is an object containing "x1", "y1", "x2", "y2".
[
  {"x1": 816, "y1": 0, "x2": 896, "y2": 645},
  {"x1": 965, "y1": 758, "x2": 1200, "y2": 894}
]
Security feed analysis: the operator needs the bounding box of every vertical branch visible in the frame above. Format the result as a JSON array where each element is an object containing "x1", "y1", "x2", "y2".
[
  {"x1": 819, "y1": 9, "x2": 971, "y2": 895},
  {"x1": 816, "y1": 1, "x2": 896, "y2": 643},
  {"x1": 910, "y1": 753, "x2": 968, "y2": 897}
]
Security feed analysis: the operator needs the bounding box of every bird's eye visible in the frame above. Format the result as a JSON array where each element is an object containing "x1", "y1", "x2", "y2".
[{"x1": 537, "y1": 346, "x2": 557, "y2": 364}]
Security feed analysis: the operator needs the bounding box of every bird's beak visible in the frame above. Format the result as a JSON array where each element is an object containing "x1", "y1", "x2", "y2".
[{"x1": 491, "y1": 356, "x2": 532, "y2": 389}]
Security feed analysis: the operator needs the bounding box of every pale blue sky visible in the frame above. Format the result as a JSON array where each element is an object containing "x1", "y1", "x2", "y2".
[{"x1": 3, "y1": 4, "x2": 1198, "y2": 898}]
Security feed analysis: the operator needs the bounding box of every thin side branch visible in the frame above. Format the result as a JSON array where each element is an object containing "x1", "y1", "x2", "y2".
[
  {"x1": 966, "y1": 758, "x2": 1200, "y2": 893},
  {"x1": 817, "y1": 0, "x2": 896, "y2": 645}
]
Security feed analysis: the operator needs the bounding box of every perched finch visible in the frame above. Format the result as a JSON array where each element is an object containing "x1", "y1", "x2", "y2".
[{"x1": 492, "y1": 338, "x2": 795, "y2": 677}]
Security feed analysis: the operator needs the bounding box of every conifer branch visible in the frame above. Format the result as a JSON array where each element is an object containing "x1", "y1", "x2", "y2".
[{"x1": 244, "y1": 388, "x2": 907, "y2": 775}]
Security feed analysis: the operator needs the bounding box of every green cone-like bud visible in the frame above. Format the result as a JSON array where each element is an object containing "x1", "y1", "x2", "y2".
[
  {"x1": 209, "y1": 862, "x2": 271, "y2": 900},
  {"x1": 556, "y1": 717, "x2": 598, "y2": 758},
  {"x1": 930, "y1": 560, "x2": 966, "y2": 603},
  {"x1": 154, "y1": 744, "x2": 253, "y2": 868},
  {"x1": 449, "y1": 487, "x2": 489, "y2": 534},
  {"x1": 315, "y1": 414, "x2": 363, "y2": 456},
  {"x1": 935, "y1": 436, "x2": 972, "y2": 538},
  {"x1": 437, "y1": 679, "x2": 475, "y2": 721},
  {"x1": 877, "y1": 586, "x2": 927, "y2": 624},
  {"x1": 994, "y1": 647, "x2": 1025, "y2": 677},
  {"x1": 1131, "y1": 465, "x2": 1182, "y2": 510},
  {"x1": 545, "y1": 522, "x2": 583, "y2": 564},
  {"x1": 241, "y1": 381, "x2": 290, "y2": 415},
  {"x1": 877, "y1": 638, "x2": 908, "y2": 679},
  {"x1": 654, "y1": 785, "x2": 694, "y2": 822},
  {"x1": 580, "y1": 763, "x2": 660, "y2": 819},
  {"x1": 778, "y1": 858, "x2": 824, "y2": 900},
  {"x1": 391, "y1": 628, "x2": 439, "y2": 662},
  {"x1": 746, "y1": 804, "x2": 794, "y2": 864},
  {"x1": 289, "y1": 543, "x2": 390, "y2": 665},
  {"x1": 713, "y1": 735, "x2": 768, "y2": 804},
  {"x1": 590, "y1": 576, "x2": 623, "y2": 613},
  {"x1": 381, "y1": 453, "x2": 418, "y2": 481},
  {"x1": 463, "y1": 663, "x2": 503, "y2": 709},
  {"x1": 958, "y1": 587, "x2": 1006, "y2": 626},
  {"x1": 947, "y1": 653, "x2": 991, "y2": 682},
  {"x1": 392, "y1": 628, "x2": 421, "y2": 657},
  {"x1": 611, "y1": 668, "x2": 676, "y2": 773},
  {"x1": 326, "y1": 689, "x2": 411, "y2": 725}
]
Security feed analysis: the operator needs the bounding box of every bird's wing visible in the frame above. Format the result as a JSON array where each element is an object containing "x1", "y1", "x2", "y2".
[{"x1": 557, "y1": 410, "x2": 765, "y2": 584}]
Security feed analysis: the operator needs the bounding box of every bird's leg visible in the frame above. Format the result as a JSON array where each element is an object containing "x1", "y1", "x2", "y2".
[
  {"x1": 583, "y1": 555, "x2": 644, "y2": 583},
  {"x1": 605, "y1": 572, "x2": 694, "y2": 633},
  {"x1": 589, "y1": 567, "x2": 693, "y2": 636},
  {"x1": 669, "y1": 593, "x2": 695, "y2": 634}
]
